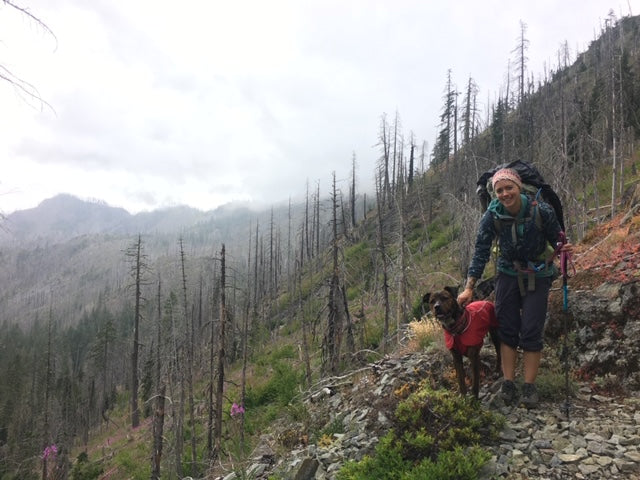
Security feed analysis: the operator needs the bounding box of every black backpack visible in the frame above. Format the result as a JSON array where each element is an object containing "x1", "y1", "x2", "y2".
[{"x1": 476, "y1": 160, "x2": 565, "y2": 231}]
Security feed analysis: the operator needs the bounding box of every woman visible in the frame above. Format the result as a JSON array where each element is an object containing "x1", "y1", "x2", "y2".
[{"x1": 457, "y1": 168, "x2": 572, "y2": 408}]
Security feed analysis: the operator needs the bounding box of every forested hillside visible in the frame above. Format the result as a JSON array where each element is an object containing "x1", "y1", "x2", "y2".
[{"x1": 1, "y1": 11, "x2": 639, "y2": 480}]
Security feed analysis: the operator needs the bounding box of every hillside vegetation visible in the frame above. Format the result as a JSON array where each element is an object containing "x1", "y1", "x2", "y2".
[{"x1": 1, "y1": 11, "x2": 640, "y2": 480}]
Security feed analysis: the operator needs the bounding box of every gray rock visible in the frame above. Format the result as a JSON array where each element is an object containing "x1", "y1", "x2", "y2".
[
  {"x1": 293, "y1": 457, "x2": 319, "y2": 480},
  {"x1": 260, "y1": 333, "x2": 640, "y2": 480}
]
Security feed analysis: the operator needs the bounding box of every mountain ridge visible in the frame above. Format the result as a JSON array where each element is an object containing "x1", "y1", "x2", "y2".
[{"x1": 1, "y1": 193, "x2": 270, "y2": 245}]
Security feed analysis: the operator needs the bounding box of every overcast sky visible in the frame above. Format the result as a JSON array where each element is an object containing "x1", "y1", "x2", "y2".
[{"x1": 0, "y1": 0, "x2": 629, "y2": 215}]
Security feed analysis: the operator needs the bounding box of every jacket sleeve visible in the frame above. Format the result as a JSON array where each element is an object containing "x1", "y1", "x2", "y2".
[{"x1": 467, "y1": 210, "x2": 497, "y2": 279}]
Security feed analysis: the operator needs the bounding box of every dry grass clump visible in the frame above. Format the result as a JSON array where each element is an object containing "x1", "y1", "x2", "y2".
[{"x1": 405, "y1": 318, "x2": 446, "y2": 353}]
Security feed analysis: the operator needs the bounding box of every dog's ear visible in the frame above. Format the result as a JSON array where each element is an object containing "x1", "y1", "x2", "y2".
[
  {"x1": 422, "y1": 293, "x2": 431, "y2": 304},
  {"x1": 444, "y1": 286, "x2": 459, "y2": 299}
]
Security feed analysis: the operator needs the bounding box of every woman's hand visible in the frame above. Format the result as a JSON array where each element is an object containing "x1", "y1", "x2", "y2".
[
  {"x1": 560, "y1": 243, "x2": 574, "y2": 255},
  {"x1": 457, "y1": 288, "x2": 473, "y2": 307}
]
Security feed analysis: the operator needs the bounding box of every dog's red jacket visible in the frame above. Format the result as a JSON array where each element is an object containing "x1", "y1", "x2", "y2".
[{"x1": 444, "y1": 301, "x2": 497, "y2": 355}]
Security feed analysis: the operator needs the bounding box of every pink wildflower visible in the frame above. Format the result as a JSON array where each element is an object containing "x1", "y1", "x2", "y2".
[
  {"x1": 230, "y1": 402, "x2": 245, "y2": 417},
  {"x1": 42, "y1": 444, "x2": 58, "y2": 460}
]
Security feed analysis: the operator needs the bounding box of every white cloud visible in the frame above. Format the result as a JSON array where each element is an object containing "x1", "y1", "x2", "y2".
[{"x1": 0, "y1": 0, "x2": 626, "y2": 214}]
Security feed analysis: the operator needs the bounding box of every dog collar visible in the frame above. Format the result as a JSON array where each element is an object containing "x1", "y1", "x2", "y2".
[{"x1": 448, "y1": 309, "x2": 471, "y2": 336}]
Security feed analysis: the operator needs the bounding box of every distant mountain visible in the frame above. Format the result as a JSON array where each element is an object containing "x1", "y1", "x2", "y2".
[
  {"x1": 2, "y1": 194, "x2": 133, "y2": 244},
  {"x1": 0, "y1": 193, "x2": 320, "y2": 328},
  {"x1": 0, "y1": 194, "x2": 260, "y2": 246}
]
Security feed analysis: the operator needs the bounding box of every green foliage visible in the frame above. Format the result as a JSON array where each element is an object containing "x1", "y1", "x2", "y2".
[
  {"x1": 0, "y1": 470, "x2": 39, "y2": 480},
  {"x1": 283, "y1": 401, "x2": 310, "y2": 424},
  {"x1": 362, "y1": 320, "x2": 383, "y2": 350},
  {"x1": 406, "y1": 218, "x2": 435, "y2": 254},
  {"x1": 245, "y1": 362, "x2": 302, "y2": 408},
  {"x1": 345, "y1": 285, "x2": 361, "y2": 302},
  {"x1": 528, "y1": 367, "x2": 576, "y2": 402},
  {"x1": 344, "y1": 241, "x2": 372, "y2": 274},
  {"x1": 255, "y1": 345, "x2": 296, "y2": 366},
  {"x1": 430, "y1": 223, "x2": 459, "y2": 252},
  {"x1": 337, "y1": 383, "x2": 501, "y2": 479},
  {"x1": 70, "y1": 452, "x2": 104, "y2": 480},
  {"x1": 424, "y1": 214, "x2": 458, "y2": 252},
  {"x1": 400, "y1": 446, "x2": 491, "y2": 480},
  {"x1": 140, "y1": 354, "x2": 154, "y2": 418},
  {"x1": 337, "y1": 433, "x2": 408, "y2": 480},
  {"x1": 411, "y1": 295, "x2": 426, "y2": 320},
  {"x1": 270, "y1": 344, "x2": 296, "y2": 361},
  {"x1": 312, "y1": 414, "x2": 344, "y2": 443},
  {"x1": 394, "y1": 386, "x2": 501, "y2": 454},
  {"x1": 113, "y1": 442, "x2": 150, "y2": 479},
  {"x1": 401, "y1": 427, "x2": 434, "y2": 459},
  {"x1": 276, "y1": 291, "x2": 293, "y2": 313}
]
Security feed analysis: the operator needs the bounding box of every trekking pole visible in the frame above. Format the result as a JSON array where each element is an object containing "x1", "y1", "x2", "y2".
[{"x1": 558, "y1": 233, "x2": 572, "y2": 422}]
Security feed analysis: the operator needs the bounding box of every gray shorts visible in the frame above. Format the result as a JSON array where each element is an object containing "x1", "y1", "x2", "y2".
[{"x1": 495, "y1": 272, "x2": 552, "y2": 352}]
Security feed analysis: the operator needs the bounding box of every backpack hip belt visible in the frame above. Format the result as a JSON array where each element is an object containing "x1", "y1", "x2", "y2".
[{"x1": 512, "y1": 260, "x2": 549, "y2": 296}]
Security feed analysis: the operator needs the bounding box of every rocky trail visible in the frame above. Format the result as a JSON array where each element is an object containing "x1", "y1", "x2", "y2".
[
  {"x1": 213, "y1": 210, "x2": 640, "y2": 480},
  {"x1": 224, "y1": 349, "x2": 640, "y2": 480}
]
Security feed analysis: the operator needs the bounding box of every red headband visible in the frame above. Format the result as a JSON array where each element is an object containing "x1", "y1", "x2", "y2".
[{"x1": 492, "y1": 168, "x2": 522, "y2": 190}]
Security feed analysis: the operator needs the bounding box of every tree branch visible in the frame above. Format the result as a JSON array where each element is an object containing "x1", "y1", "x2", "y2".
[
  {"x1": 3, "y1": 0, "x2": 57, "y2": 45},
  {"x1": 1, "y1": 1, "x2": 57, "y2": 112}
]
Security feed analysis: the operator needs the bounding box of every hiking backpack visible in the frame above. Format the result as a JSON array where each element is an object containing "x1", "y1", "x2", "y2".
[{"x1": 476, "y1": 160, "x2": 565, "y2": 231}]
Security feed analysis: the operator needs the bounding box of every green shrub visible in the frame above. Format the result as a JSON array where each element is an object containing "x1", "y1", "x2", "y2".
[
  {"x1": 312, "y1": 414, "x2": 345, "y2": 443},
  {"x1": 344, "y1": 241, "x2": 371, "y2": 273},
  {"x1": 113, "y1": 443, "x2": 150, "y2": 479},
  {"x1": 523, "y1": 370, "x2": 575, "y2": 402},
  {"x1": 337, "y1": 383, "x2": 501, "y2": 479},
  {"x1": 401, "y1": 445, "x2": 491, "y2": 480},
  {"x1": 346, "y1": 285, "x2": 361, "y2": 301},
  {"x1": 429, "y1": 230, "x2": 451, "y2": 251},
  {"x1": 411, "y1": 295, "x2": 427, "y2": 320},
  {"x1": 284, "y1": 400, "x2": 310, "y2": 424},
  {"x1": 245, "y1": 362, "x2": 302, "y2": 408},
  {"x1": 70, "y1": 452, "x2": 104, "y2": 480},
  {"x1": 269, "y1": 345, "x2": 296, "y2": 362},
  {"x1": 255, "y1": 345, "x2": 296, "y2": 367},
  {"x1": 395, "y1": 386, "x2": 501, "y2": 454},
  {"x1": 337, "y1": 433, "x2": 408, "y2": 480}
]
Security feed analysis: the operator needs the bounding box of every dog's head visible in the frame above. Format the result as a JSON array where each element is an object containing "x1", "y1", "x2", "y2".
[{"x1": 422, "y1": 286, "x2": 463, "y2": 331}]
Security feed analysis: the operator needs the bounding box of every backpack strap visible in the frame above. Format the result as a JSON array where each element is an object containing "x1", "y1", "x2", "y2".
[
  {"x1": 512, "y1": 262, "x2": 536, "y2": 296},
  {"x1": 512, "y1": 258, "x2": 552, "y2": 296},
  {"x1": 493, "y1": 190, "x2": 542, "y2": 235},
  {"x1": 530, "y1": 189, "x2": 543, "y2": 231}
]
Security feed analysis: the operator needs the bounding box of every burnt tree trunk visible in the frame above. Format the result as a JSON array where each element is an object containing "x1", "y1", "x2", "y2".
[{"x1": 150, "y1": 384, "x2": 166, "y2": 480}]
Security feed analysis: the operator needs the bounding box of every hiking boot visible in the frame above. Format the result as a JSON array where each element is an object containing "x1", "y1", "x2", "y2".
[
  {"x1": 521, "y1": 383, "x2": 539, "y2": 409},
  {"x1": 500, "y1": 380, "x2": 517, "y2": 406}
]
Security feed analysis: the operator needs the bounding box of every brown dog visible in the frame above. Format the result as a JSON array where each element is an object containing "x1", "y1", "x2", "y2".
[{"x1": 423, "y1": 286, "x2": 501, "y2": 398}]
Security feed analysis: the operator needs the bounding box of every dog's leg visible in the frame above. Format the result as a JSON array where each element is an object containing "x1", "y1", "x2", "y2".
[
  {"x1": 489, "y1": 328, "x2": 502, "y2": 374},
  {"x1": 468, "y1": 346, "x2": 481, "y2": 398},
  {"x1": 451, "y1": 350, "x2": 467, "y2": 395}
]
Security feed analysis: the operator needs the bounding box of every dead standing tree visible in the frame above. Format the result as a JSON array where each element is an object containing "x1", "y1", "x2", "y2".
[
  {"x1": 178, "y1": 238, "x2": 198, "y2": 475},
  {"x1": 394, "y1": 160, "x2": 410, "y2": 341},
  {"x1": 150, "y1": 276, "x2": 165, "y2": 480},
  {"x1": 206, "y1": 259, "x2": 219, "y2": 460},
  {"x1": 212, "y1": 244, "x2": 228, "y2": 462},
  {"x1": 125, "y1": 234, "x2": 150, "y2": 428},
  {"x1": 323, "y1": 172, "x2": 344, "y2": 375},
  {"x1": 41, "y1": 307, "x2": 54, "y2": 480},
  {"x1": 374, "y1": 172, "x2": 391, "y2": 353}
]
